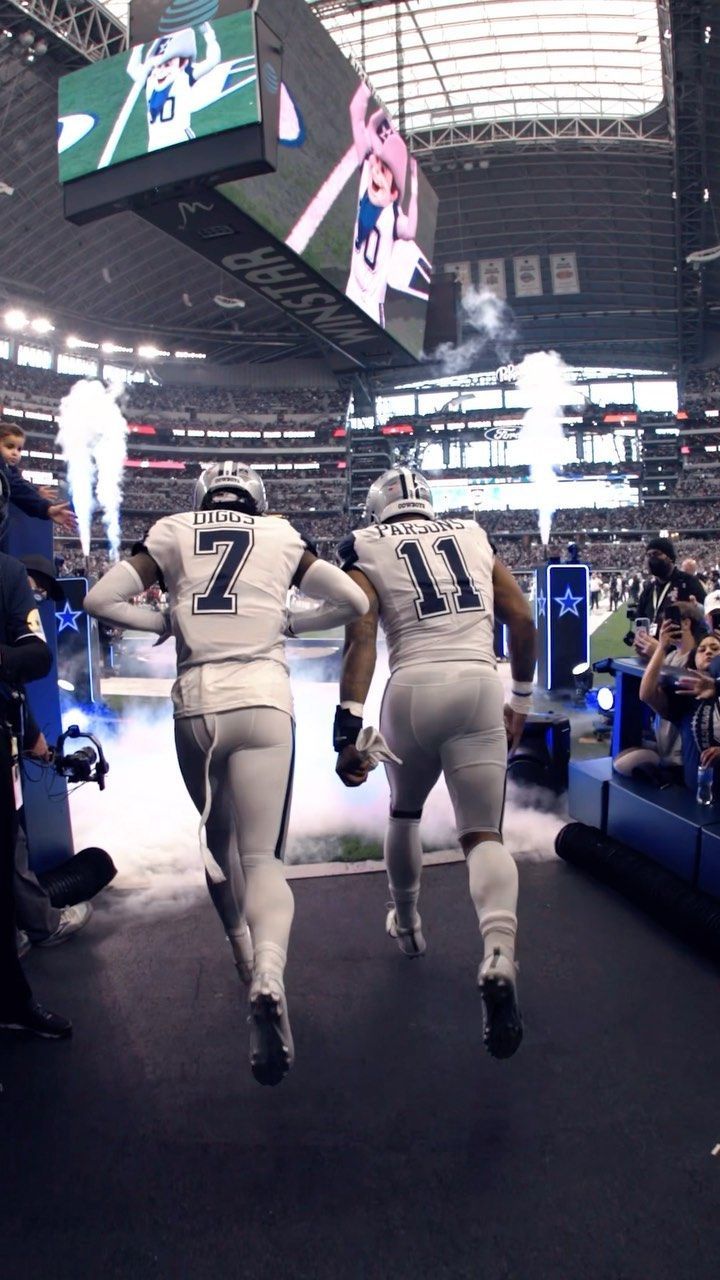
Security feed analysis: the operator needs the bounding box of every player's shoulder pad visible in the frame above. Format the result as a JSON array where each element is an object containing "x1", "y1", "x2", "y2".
[
  {"x1": 289, "y1": 524, "x2": 318, "y2": 558},
  {"x1": 130, "y1": 540, "x2": 166, "y2": 592},
  {"x1": 337, "y1": 532, "x2": 358, "y2": 571}
]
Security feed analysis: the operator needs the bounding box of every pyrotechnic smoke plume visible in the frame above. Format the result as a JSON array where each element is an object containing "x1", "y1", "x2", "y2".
[
  {"x1": 514, "y1": 350, "x2": 576, "y2": 546},
  {"x1": 56, "y1": 379, "x2": 129, "y2": 559},
  {"x1": 432, "y1": 286, "x2": 517, "y2": 374}
]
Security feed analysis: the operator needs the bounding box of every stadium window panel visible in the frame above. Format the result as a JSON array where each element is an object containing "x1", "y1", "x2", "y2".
[
  {"x1": 57, "y1": 353, "x2": 98, "y2": 377},
  {"x1": 422, "y1": 444, "x2": 444, "y2": 470},
  {"x1": 318, "y1": 0, "x2": 663, "y2": 131},
  {"x1": 0, "y1": 339, "x2": 10, "y2": 360},
  {"x1": 103, "y1": 363, "x2": 145, "y2": 384},
  {"x1": 589, "y1": 380, "x2": 634, "y2": 406},
  {"x1": 17, "y1": 344, "x2": 52, "y2": 370},
  {"x1": 633, "y1": 380, "x2": 678, "y2": 413},
  {"x1": 465, "y1": 441, "x2": 492, "y2": 467}
]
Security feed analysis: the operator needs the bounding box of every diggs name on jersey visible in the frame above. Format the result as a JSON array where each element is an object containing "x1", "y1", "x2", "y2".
[{"x1": 193, "y1": 509, "x2": 256, "y2": 526}]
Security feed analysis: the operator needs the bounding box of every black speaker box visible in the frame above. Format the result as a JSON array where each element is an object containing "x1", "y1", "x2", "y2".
[{"x1": 507, "y1": 712, "x2": 571, "y2": 794}]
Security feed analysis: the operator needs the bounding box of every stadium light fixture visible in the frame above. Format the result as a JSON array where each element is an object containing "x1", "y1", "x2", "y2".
[
  {"x1": 5, "y1": 308, "x2": 28, "y2": 330},
  {"x1": 31, "y1": 317, "x2": 54, "y2": 334},
  {"x1": 174, "y1": 350, "x2": 206, "y2": 360},
  {"x1": 66, "y1": 335, "x2": 99, "y2": 350},
  {"x1": 137, "y1": 345, "x2": 170, "y2": 359},
  {"x1": 101, "y1": 341, "x2": 133, "y2": 354}
]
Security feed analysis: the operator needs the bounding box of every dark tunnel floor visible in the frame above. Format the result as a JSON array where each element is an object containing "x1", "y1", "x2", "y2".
[{"x1": 2, "y1": 858, "x2": 720, "y2": 1280}]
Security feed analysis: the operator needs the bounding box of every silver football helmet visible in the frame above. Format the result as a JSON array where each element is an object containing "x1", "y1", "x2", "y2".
[
  {"x1": 364, "y1": 466, "x2": 434, "y2": 524},
  {"x1": 193, "y1": 461, "x2": 268, "y2": 515}
]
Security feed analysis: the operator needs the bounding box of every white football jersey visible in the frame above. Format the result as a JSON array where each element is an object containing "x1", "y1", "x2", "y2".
[
  {"x1": 345, "y1": 162, "x2": 398, "y2": 322},
  {"x1": 144, "y1": 70, "x2": 196, "y2": 151},
  {"x1": 144, "y1": 509, "x2": 307, "y2": 718},
  {"x1": 340, "y1": 517, "x2": 496, "y2": 672}
]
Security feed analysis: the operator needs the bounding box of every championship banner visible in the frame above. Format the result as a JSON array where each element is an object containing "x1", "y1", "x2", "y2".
[
  {"x1": 479, "y1": 257, "x2": 506, "y2": 300},
  {"x1": 550, "y1": 251, "x2": 580, "y2": 295},
  {"x1": 444, "y1": 261, "x2": 472, "y2": 297},
  {"x1": 513, "y1": 254, "x2": 542, "y2": 298}
]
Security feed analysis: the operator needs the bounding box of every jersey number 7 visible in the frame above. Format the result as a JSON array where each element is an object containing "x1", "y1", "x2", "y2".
[
  {"x1": 192, "y1": 528, "x2": 254, "y2": 614},
  {"x1": 397, "y1": 535, "x2": 486, "y2": 620}
]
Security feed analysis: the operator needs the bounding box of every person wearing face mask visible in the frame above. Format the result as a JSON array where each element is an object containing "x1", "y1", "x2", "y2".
[
  {"x1": 639, "y1": 622, "x2": 720, "y2": 793},
  {"x1": 635, "y1": 537, "x2": 706, "y2": 641}
]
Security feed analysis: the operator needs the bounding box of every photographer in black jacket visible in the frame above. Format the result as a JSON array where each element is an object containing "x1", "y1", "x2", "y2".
[{"x1": 0, "y1": 475, "x2": 71, "y2": 1038}]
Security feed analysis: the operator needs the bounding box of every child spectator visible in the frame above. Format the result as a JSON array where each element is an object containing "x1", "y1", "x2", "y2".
[{"x1": 0, "y1": 422, "x2": 76, "y2": 534}]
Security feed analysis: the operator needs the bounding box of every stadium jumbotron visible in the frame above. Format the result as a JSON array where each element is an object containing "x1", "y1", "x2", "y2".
[{"x1": 0, "y1": 3, "x2": 719, "y2": 1276}]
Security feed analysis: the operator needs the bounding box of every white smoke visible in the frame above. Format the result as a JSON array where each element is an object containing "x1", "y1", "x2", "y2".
[
  {"x1": 514, "y1": 350, "x2": 576, "y2": 546},
  {"x1": 432, "y1": 286, "x2": 516, "y2": 375},
  {"x1": 56, "y1": 379, "x2": 129, "y2": 559},
  {"x1": 67, "y1": 659, "x2": 563, "y2": 921}
]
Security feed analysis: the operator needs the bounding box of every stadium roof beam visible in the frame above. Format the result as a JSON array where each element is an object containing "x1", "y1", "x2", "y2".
[
  {"x1": 1, "y1": 0, "x2": 127, "y2": 64},
  {"x1": 407, "y1": 114, "x2": 672, "y2": 159},
  {"x1": 669, "y1": 0, "x2": 712, "y2": 390}
]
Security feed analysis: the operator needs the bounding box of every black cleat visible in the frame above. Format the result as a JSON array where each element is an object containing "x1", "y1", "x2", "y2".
[
  {"x1": 478, "y1": 948, "x2": 523, "y2": 1060},
  {"x1": 0, "y1": 1000, "x2": 73, "y2": 1040},
  {"x1": 248, "y1": 974, "x2": 294, "y2": 1087}
]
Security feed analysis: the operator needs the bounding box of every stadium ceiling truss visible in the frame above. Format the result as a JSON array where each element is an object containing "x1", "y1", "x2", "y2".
[
  {"x1": 0, "y1": 0, "x2": 717, "y2": 379},
  {"x1": 0, "y1": 0, "x2": 126, "y2": 65}
]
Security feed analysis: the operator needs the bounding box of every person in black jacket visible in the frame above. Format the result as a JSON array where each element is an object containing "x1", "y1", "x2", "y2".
[
  {"x1": 0, "y1": 476, "x2": 72, "y2": 1037},
  {"x1": 635, "y1": 536, "x2": 706, "y2": 637}
]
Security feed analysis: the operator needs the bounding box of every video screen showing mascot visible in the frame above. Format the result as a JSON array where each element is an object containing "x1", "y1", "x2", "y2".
[
  {"x1": 58, "y1": 11, "x2": 260, "y2": 181},
  {"x1": 213, "y1": 2, "x2": 437, "y2": 360}
]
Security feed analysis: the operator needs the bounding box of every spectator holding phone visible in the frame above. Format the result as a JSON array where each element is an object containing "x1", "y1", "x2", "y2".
[
  {"x1": 615, "y1": 613, "x2": 701, "y2": 781},
  {"x1": 638, "y1": 620, "x2": 720, "y2": 793},
  {"x1": 635, "y1": 537, "x2": 706, "y2": 642}
]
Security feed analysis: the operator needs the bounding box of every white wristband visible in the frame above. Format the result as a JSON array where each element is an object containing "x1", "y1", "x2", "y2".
[
  {"x1": 341, "y1": 701, "x2": 364, "y2": 718},
  {"x1": 509, "y1": 682, "x2": 533, "y2": 716}
]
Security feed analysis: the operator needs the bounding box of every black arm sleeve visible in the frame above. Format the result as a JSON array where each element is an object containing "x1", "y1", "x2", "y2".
[
  {"x1": 0, "y1": 556, "x2": 52, "y2": 684},
  {"x1": 0, "y1": 636, "x2": 52, "y2": 684}
]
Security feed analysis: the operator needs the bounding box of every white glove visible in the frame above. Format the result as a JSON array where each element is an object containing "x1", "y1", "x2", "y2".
[{"x1": 355, "y1": 726, "x2": 402, "y2": 768}]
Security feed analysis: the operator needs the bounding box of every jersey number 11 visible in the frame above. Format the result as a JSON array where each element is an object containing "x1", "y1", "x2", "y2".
[{"x1": 397, "y1": 535, "x2": 486, "y2": 620}]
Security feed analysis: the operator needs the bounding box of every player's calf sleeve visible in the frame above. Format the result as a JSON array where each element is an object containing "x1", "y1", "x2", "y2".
[
  {"x1": 384, "y1": 815, "x2": 423, "y2": 928},
  {"x1": 241, "y1": 853, "x2": 295, "y2": 974},
  {"x1": 466, "y1": 840, "x2": 518, "y2": 960}
]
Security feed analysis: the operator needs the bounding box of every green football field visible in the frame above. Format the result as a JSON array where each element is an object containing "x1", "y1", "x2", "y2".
[{"x1": 58, "y1": 12, "x2": 258, "y2": 183}]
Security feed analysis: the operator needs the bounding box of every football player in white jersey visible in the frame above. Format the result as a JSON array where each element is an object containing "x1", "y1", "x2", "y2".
[
  {"x1": 345, "y1": 82, "x2": 419, "y2": 327},
  {"x1": 333, "y1": 467, "x2": 536, "y2": 1059},
  {"x1": 126, "y1": 24, "x2": 221, "y2": 154},
  {"x1": 84, "y1": 462, "x2": 368, "y2": 1086}
]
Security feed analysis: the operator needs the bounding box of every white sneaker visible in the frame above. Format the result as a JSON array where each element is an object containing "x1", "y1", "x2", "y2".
[
  {"x1": 478, "y1": 947, "x2": 523, "y2": 1060},
  {"x1": 385, "y1": 907, "x2": 426, "y2": 957},
  {"x1": 248, "y1": 973, "x2": 294, "y2": 1087},
  {"x1": 227, "y1": 927, "x2": 254, "y2": 986},
  {"x1": 36, "y1": 902, "x2": 93, "y2": 948}
]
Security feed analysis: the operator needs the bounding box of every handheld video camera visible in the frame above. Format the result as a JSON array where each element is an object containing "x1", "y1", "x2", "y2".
[
  {"x1": 52, "y1": 725, "x2": 109, "y2": 790},
  {"x1": 623, "y1": 604, "x2": 639, "y2": 647}
]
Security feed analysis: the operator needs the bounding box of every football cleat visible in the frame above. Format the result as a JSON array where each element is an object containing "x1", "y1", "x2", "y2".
[
  {"x1": 385, "y1": 906, "x2": 426, "y2": 957},
  {"x1": 478, "y1": 948, "x2": 523, "y2": 1060},
  {"x1": 248, "y1": 973, "x2": 294, "y2": 1087}
]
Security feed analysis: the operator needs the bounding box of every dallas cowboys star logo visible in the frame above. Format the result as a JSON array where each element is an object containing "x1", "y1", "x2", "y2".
[
  {"x1": 553, "y1": 585, "x2": 584, "y2": 618},
  {"x1": 56, "y1": 600, "x2": 82, "y2": 633},
  {"x1": 536, "y1": 591, "x2": 547, "y2": 617}
]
